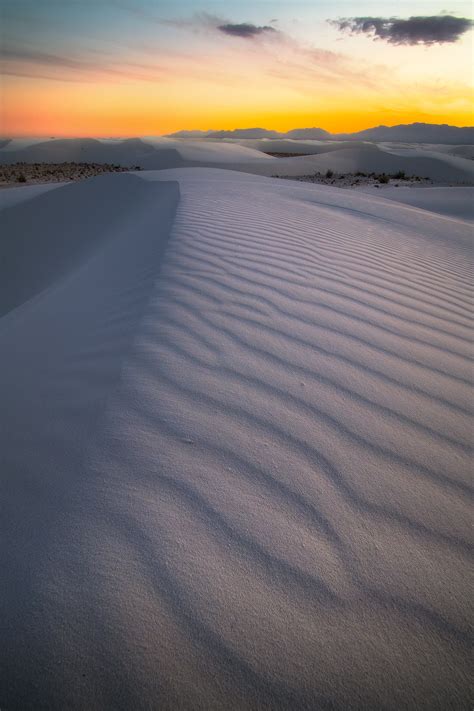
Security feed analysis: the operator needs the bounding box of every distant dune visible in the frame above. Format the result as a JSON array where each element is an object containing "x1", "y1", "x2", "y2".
[
  {"x1": 1, "y1": 167, "x2": 472, "y2": 709},
  {"x1": 245, "y1": 144, "x2": 474, "y2": 182},
  {"x1": 0, "y1": 138, "x2": 183, "y2": 169},
  {"x1": 1, "y1": 136, "x2": 473, "y2": 184}
]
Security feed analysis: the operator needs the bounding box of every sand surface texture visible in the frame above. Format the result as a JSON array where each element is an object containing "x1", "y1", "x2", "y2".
[{"x1": 1, "y1": 169, "x2": 472, "y2": 709}]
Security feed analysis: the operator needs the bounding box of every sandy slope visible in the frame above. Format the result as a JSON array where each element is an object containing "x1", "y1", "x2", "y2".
[
  {"x1": 358, "y1": 186, "x2": 474, "y2": 222},
  {"x1": 1, "y1": 169, "x2": 472, "y2": 710},
  {"x1": 438, "y1": 145, "x2": 474, "y2": 160},
  {"x1": 0, "y1": 182, "x2": 66, "y2": 209}
]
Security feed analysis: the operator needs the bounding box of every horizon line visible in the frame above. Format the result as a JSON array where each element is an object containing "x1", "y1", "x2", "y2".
[{"x1": 3, "y1": 120, "x2": 474, "y2": 140}]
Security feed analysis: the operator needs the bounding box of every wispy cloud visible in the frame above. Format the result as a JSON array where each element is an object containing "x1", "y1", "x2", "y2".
[
  {"x1": 0, "y1": 46, "x2": 164, "y2": 83},
  {"x1": 217, "y1": 23, "x2": 277, "y2": 39},
  {"x1": 154, "y1": 13, "x2": 391, "y2": 94},
  {"x1": 330, "y1": 15, "x2": 473, "y2": 45}
]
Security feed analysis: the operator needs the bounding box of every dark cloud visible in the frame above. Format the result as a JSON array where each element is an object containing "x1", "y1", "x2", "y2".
[
  {"x1": 330, "y1": 15, "x2": 473, "y2": 45},
  {"x1": 217, "y1": 23, "x2": 277, "y2": 38}
]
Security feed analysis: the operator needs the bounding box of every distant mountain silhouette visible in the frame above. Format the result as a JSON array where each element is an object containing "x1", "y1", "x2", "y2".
[
  {"x1": 335, "y1": 123, "x2": 474, "y2": 144},
  {"x1": 285, "y1": 128, "x2": 331, "y2": 139},
  {"x1": 166, "y1": 123, "x2": 474, "y2": 144},
  {"x1": 167, "y1": 130, "x2": 213, "y2": 138}
]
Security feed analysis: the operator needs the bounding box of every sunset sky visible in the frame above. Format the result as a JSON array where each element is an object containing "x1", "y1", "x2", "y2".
[{"x1": 1, "y1": 0, "x2": 473, "y2": 136}]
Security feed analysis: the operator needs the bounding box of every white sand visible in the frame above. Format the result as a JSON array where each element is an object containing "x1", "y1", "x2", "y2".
[
  {"x1": 358, "y1": 186, "x2": 474, "y2": 222},
  {"x1": 0, "y1": 182, "x2": 67, "y2": 209},
  {"x1": 1, "y1": 168, "x2": 472, "y2": 709}
]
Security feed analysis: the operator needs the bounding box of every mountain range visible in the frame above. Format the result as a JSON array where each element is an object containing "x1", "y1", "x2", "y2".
[{"x1": 168, "y1": 123, "x2": 474, "y2": 144}]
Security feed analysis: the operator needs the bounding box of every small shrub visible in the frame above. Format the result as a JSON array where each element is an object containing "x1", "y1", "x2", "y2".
[
  {"x1": 378, "y1": 173, "x2": 390, "y2": 184},
  {"x1": 325, "y1": 169, "x2": 334, "y2": 179},
  {"x1": 393, "y1": 170, "x2": 405, "y2": 179},
  {"x1": 17, "y1": 173, "x2": 27, "y2": 183}
]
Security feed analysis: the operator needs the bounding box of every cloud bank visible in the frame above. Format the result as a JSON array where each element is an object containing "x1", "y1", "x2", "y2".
[
  {"x1": 217, "y1": 23, "x2": 276, "y2": 38},
  {"x1": 331, "y1": 15, "x2": 473, "y2": 45}
]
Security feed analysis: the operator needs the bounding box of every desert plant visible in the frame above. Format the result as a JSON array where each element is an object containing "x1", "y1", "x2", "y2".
[
  {"x1": 17, "y1": 173, "x2": 27, "y2": 183},
  {"x1": 393, "y1": 170, "x2": 405, "y2": 179},
  {"x1": 325, "y1": 169, "x2": 334, "y2": 179},
  {"x1": 378, "y1": 173, "x2": 390, "y2": 184}
]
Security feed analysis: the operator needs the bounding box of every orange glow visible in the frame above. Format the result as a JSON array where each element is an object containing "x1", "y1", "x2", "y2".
[
  {"x1": 3, "y1": 79, "x2": 473, "y2": 137},
  {"x1": 2, "y1": 36, "x2": 473, "y2": 137}
]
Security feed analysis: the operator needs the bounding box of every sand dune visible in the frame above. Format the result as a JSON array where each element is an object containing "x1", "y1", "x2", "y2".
[
  {"x1": 358, "y1": 186, "x2": 474, "y2": 222},
  {"x1": 149, "y1": 137, "x2": 273, "y2": 163},
  {"x1": 437, "y1": 145, "x2": 474, "y2": 160},
  {"x1": 1, "y1": 168, "x2": 472, "y2": 708},
  {"x1": 0, "y1": 182, "x2": 67, "y2": 210},
  {"x1": 377, "y1": 144, "x2": 474, "y2": 173},
  {"x1": 236, "y1": 138, "x2": 375, "y2": 154},
  {"x1": 0, "y1": 137, "x2": 185, "y2": 169},
  {"x1": 2, "y1": 137, "x2": 473, "y2": 184},
  {"x1": 245, "y1": 145, "x2": 474, "y2": 182},
  {"x1": 0, "y1": 137, "x2": 267, "y2": 168}
]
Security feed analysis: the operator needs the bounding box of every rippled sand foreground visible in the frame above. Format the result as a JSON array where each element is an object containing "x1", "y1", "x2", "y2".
[{"x1": 1, "y1": 169, "x2": 472, "y2": 709}]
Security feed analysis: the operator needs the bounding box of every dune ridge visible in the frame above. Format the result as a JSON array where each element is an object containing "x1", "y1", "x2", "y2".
[{"x1": 1, "y1": 169, "x2": 472, "y2": 709}]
